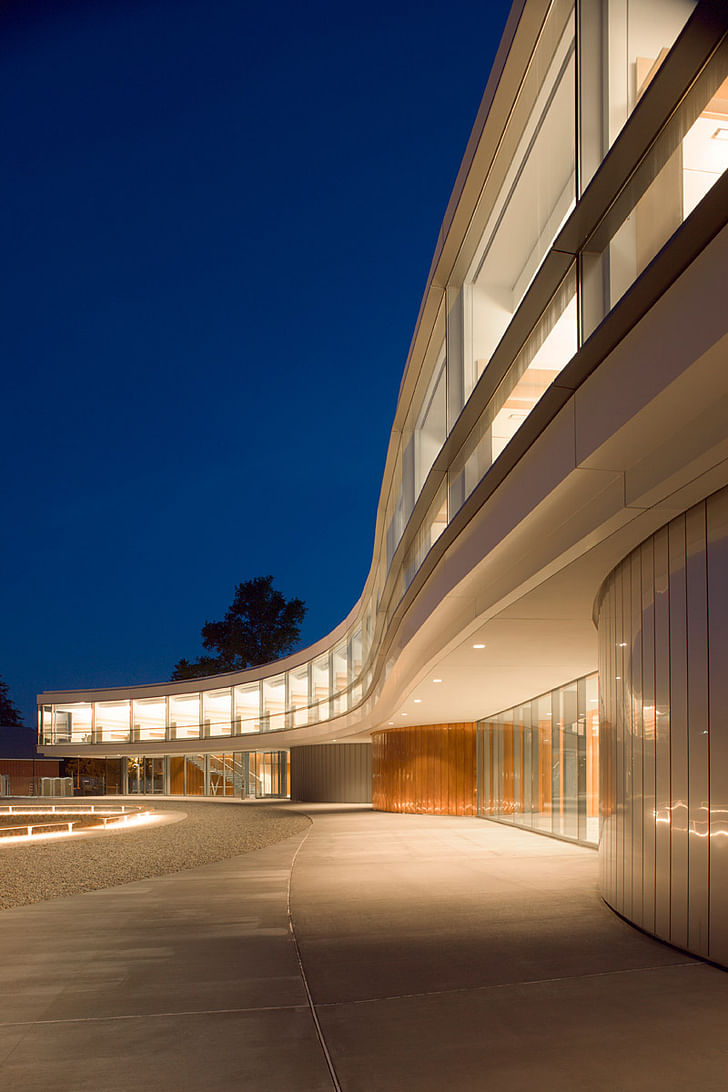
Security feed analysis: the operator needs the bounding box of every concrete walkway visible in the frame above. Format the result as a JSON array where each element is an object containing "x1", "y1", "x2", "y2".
[{"x1": 1, "y1": 805, "x2": 727, "y2": 1090}]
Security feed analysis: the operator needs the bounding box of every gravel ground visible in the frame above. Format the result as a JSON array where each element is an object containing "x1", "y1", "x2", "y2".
[{"x1": 0, "y1": 803, "x2": 310, "y2": 911}]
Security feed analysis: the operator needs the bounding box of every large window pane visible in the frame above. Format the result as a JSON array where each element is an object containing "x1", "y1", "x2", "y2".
[
  {"x1": 209, "y1": 753, "x2": 235, "y2": 796},
  {"x1": 414, "y1": 347, "x2": 447, "y2": 497},
  {"x1": 234, "y1": 683, "x2": 260, "y2": 734},
  {"x1": 607, "y1": 0, "x2": 696, "y2": 151},
  {"x1": 553, "y1": 682, "x2": 579, "y2": 840},
  {"x1": 262, "y1": 674, "x2": 285, "y2": 732},
  {"x1": 449, "y1": 270, "x2": 577, "y2": 518},
  {"x1": 185, "y1": 755, "x2": 205, "y2": 795},
  {"x1": 132, "y1": 697, "x2": 166, "y2": 742},
  {"x1": 202, "y1": 688, "x2": 232, "y2": 738},
  {"x1": 289, "y1": 664, "x2": 310, "y2": 727},
  {"x1": 40, "y1": 706, "x2": 53, "y2": 744},
  {"x1": 585, "y1": 674, "x2": 600, "y2": 844},
  {"x1": 584, "y1": 53, "x2": 728, "y2": 337},
  {"x1": 464, "y1": 10, "x2": 575, "y2": 386},
  {"x1": 332, "y1": 642, "x2": 349, "y2": 715},
  {"x1": 532, "y1": 694, "x2": 552, "y2": 833},
  {"x1": 94, "y1": 700, "x2": 130, "y2": 744},
  {"x1": 349, "y1": 627, "x2": 363, "y2": 682},
  {"x1": 313, "y1": 654, "x2": 330, "y2": 721},
  {"x1": 478, "y1": 675, "x2": 598, "y2": 846},
  {"x1": 169, "y1": 693, "x2": 200, "y2": 740},
  {"x1": 53, "y1": 702, "x2": 92, "y2": 744}
]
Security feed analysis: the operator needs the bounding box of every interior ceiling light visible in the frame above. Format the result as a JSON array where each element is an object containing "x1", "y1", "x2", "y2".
[
  {"x1": 413, "y1": 698, "x2": 422, "y2": 703},
  {"x1": 400, "y1": 712, "x2": 408, "y2": 716},
  {"x1": 432, "y1": 678, "x2": 443, "y2": 683},
  {"x1": 473, "y1": 643, "x2": 486, "y2": 649}
]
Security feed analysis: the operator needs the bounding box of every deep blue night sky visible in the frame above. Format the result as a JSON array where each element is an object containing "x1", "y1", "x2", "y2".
[{"x1": 1, "y1": 0, "x2": 508, "y2": 726}]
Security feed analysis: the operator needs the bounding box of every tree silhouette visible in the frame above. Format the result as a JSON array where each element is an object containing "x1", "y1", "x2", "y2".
[
  {"x1": 172, "y1": 576, "x2": 306, "y2": 680},
  {"x1": 0, "y1": 677, "x2": 23, "y2": 727}
]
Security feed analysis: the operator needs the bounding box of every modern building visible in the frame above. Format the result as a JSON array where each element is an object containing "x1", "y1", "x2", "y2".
[{"x1": 38, "y1": 0, "x2": 728, "y2": 967}]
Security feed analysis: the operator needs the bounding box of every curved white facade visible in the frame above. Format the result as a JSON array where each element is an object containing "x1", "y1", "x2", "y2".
[{"x1": 38, "y1": 0, "x2": 728, "y2": 954}]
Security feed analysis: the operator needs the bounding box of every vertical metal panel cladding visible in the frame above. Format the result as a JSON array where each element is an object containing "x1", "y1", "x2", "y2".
[
  {"x1": 289, "y1": 744, "x2": 372, "y2": 803},
  {"x1": 371, "y1": 724, "x2": 477, "y2": 815},
  {"x1": 596, "y1": 485, "x2": 728, "y2": 967},
  {"x1": 707, "y1": 489, "x2": 728, "y2": 967}
]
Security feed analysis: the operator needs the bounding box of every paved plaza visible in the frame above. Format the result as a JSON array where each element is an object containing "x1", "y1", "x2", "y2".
[{"x1": 1, "y1": 804, "x2": 727, "y2": 1090}]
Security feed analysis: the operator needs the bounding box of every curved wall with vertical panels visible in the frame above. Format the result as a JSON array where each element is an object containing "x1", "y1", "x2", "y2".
[
  {"x1": 596, "y1": 485, "x2": 728, "y2": 968},
  {"x1": 372, "y1": 724, "x2": 476, "y2": 815}
]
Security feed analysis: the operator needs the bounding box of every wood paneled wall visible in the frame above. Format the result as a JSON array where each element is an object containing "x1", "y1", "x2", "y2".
[{"x1": 371, "y1": 723, "x2": 477, "y2": 815}]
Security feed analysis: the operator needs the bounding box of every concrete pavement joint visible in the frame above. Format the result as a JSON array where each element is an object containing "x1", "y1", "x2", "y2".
[
  {"x1": 287, "y1": 817, "x2": 342, "y2": 1092},
  {"x1": 0, "y1": 1002, "x2": 311, "y2": 1030},
  {"x1": 314, "y1": 959, "x2": 703, "y2": 1009}
]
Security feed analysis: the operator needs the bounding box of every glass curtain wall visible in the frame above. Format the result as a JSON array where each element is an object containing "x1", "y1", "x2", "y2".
[
  {"x1": 607, "y1": 0, "x2": 697, "y2": 153},
  {"x1": 478, "y1": 674, "x2": 599, "y2": 846},
  {"x1": 39, "y1": 4, "x2": 715, "y2": 767},
  {"x1": 581, "y1": 7, "x2": 726, "y2": 337},
  {"x1": 234, "y1": 683, "x2": 261, "y2": 734},
  {"x1": 133, "y1": 698, "x2": 166, "y2": 742},
  {"x1": 449, "y1": 269, "x2": 577, "y2": 520},
  {"x1": 127, "y1": 757, "x2": 165, "y2": 794},
  {"x1": 461, "y1": 2, "x2": 575, "y2": 397}
]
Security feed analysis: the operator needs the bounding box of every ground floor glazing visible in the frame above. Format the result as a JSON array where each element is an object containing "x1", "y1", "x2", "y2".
[
  {"x1": 64, "y1": 752, "x2": 290, "y2": 798},
  {"x1": 477, "y1": 673, "x2": 599, "y2": 845}
]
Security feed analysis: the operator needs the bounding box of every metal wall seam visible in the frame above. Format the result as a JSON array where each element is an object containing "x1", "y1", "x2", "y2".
[
  {"x1": 653, "y1": 524, "x2": 672, "y2": 942},
  {"x1": 707, "y1": 489, "x2": 728, "y2": 965},
  {"x1": 630, "y1": 548, "x2": 644, "y2": 928},
  {"x1": 685, "y1": 503, "x2": 710, "y2": 957},
  {"x1": 641, "y1": 537, "x2": 657, "y2": 936},
  {"x1": 668, "y1": 515, "x2": 689, "y2": 950}
]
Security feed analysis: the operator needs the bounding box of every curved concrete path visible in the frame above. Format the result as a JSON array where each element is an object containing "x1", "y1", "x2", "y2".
[{"x1": 1, "y1": 804, "x2": 727, "y2": 1090}]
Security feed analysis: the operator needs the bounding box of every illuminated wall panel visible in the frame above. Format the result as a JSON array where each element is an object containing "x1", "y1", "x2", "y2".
[{"x1": 372, "y1": 724, "x2": 476, "y2": 816}]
